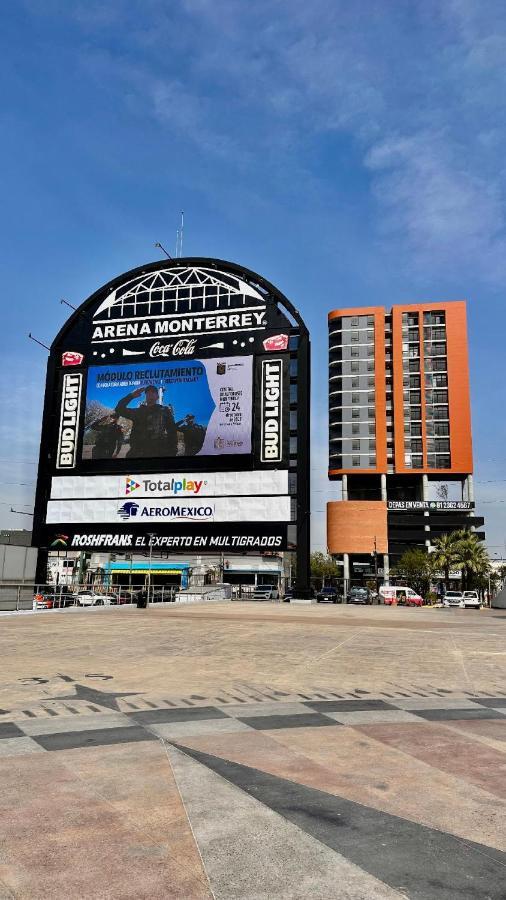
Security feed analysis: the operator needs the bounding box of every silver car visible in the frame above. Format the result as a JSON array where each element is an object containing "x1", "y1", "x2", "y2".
[{"x1": 443, "y1": 591, "x2": 464, "y2": 608}]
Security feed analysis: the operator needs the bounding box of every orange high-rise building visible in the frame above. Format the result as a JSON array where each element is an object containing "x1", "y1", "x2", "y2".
[{"x1": 327, "y1": 301, "x2": 484, "y2": 589}]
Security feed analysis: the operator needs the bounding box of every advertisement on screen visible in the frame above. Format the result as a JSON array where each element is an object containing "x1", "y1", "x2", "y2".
[{"x1": 82, "y1": 357, "x2": 252, "y2": 460}]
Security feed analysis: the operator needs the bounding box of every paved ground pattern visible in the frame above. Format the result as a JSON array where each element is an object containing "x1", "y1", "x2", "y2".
[{"x1": 0, "y1": 602, "x2": 505, "y2": 898}]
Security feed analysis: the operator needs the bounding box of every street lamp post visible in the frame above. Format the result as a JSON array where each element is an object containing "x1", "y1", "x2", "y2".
[{"x1": 147, "y1": 533, "x2": 156, "y2": 605}]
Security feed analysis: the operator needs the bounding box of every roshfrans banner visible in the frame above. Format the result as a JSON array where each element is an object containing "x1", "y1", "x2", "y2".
[
  {"x1": 46, "y1": 495, "x2": 292, "y2": 525},
  {"x1": 43, "y1": 523, "x2": 289, "y2": 552},
  {"x1": 50, "y1": 469, "x2": 289, "y2": 500},
  {"x1": 388, "y1": 500, "x2": 474, "y2": 511}
]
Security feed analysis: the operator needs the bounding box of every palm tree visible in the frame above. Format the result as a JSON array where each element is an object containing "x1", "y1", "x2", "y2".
[
  {"x1": 431, "y1": 532, "x2": 460, "y2": 591},
  {"x1": 454, "y1": 531, "x2": 490, "y2": 591}
]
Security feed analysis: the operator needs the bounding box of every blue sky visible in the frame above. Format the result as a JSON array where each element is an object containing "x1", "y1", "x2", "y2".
[{"x1": 1, "y1": 0, "x2": 506, "y2": 554}]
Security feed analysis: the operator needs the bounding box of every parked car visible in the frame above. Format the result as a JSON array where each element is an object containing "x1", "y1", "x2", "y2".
[
  {"x1": 252, "y1": 585, "x2": 279, "y2": 600},
  {"x1": 33, "y1": 592, "x2": 55, "y2": 610},
  {"x1": 75, "y1": 591, "x2": 111, "y2": 607},
  {"x1": 443, "y1": 590, "x2": 464, "y2": 608},
  {"x1": 462, "y1": 590, "x2": 481, "y2": 609},
  {"x1": 33, "y1": 590, "x2": 75, "y2": 610},
  {"x1": 316, "y1": 586, "x2": 341, "y2": 604},
  {"x1": 346, "y1": 587, "x2": 371, "y2": 605},
  {"x1": 379, "y1": 586, "x2": 424, "y2": 607}
]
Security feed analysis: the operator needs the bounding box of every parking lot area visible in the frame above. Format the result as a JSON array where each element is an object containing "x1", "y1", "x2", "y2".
[{"x1": 0, "y1": 602, "x2": 505, "y2": 898}]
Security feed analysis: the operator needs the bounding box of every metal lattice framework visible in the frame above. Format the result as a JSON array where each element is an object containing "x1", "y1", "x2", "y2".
[{"x1": 93, "y1": 267, "x2": 266, "y2": 321}]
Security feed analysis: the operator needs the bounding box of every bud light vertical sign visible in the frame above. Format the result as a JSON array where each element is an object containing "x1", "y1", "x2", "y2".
[
  {"x1": 56, "y1": 372, "x2": 83, "y2": 469},
  {"x1": 256, "y1": 356, "x2": 289, "y2": 465}
]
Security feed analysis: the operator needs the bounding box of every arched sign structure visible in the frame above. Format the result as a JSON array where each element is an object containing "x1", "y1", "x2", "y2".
[{"x1": 32, "y1": 258, "x2": 311, "y2": 595}]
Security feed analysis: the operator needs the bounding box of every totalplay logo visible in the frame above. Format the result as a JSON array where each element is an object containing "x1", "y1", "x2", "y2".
[
  {"x1": 124, "y1": 477, "x2": 206, "y2": 496},
  {"x1": 125, "y1": 477, "x2": 141, "y2": 495}
]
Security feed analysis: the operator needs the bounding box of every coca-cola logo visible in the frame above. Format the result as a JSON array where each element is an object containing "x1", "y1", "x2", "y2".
[{"x1": 149, "y1": 339, "x2": 197, "y2": 358}]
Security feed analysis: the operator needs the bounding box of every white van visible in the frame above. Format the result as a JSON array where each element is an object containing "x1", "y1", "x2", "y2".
[{"x1": 379, "y1": 586, "x2": 423, "y2": 607}]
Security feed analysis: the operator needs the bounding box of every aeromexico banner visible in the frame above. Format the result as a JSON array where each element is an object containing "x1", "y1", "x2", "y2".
[
  {"x1": 83, "y1": 357, "x2": 252, "y2": 460},
  {"x1": 50, "y1": 469, "x2": 289, "y2": 500},
  {"x1": 46, "y1": 495, "x2": 292, "y2": 524}
]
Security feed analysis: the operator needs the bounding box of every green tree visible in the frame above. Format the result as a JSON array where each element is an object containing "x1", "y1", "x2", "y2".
[
  {"x1": 310, "y1": 552, "x2": 341, "y2": 588},
  {"x1": 391, "y1": 548, "x2": 433, "y2": 597},
  {"x1": 431, "y1": 532, "x2": 461, "y2": 590},
  {"x1": 454, "y1": 531, "x2": 490, "y2": 591}
]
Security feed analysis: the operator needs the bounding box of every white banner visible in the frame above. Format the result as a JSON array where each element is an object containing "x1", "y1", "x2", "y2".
[
  {"x1": 50, "y1": 469, "x2": 289, "y2": 500},
  {"x1": 46, "y1": 495, "x2": 292, "y2": 525}
]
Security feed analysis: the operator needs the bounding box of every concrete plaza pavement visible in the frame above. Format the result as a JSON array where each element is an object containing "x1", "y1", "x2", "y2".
[{"x1": 0, "y1": 601, "x2": 505, "y2": 898}]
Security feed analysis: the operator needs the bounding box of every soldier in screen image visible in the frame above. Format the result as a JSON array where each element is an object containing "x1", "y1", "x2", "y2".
[
  {"x1": 90, "y1": 414, "x2": 124, "y2": 459},
  {"x1": 176, "y1": 414, "x2": 207, "y2": 455},
  {"x1": 115, "y1": 385, "x2": 177, "y2": 458}
]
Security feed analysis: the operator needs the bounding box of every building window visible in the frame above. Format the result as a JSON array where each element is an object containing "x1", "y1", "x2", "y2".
[
  {"x1": 367, "y1": 315, "x2": 374, "y2": 326},
  {"x1": 368, "y1": 376, "x2": 375, "y2": 388},
  {"x1": 368, "y1": 424, "x2": 375, "y2": 435},
  {"x1": 434, "y1": 373, "x2": 448, "y2": 387},
  {"x1": 352, "y1": 423, "x2": 360, "y2": 435},
  {"x1": 352, "y1": 393, "x2": 360, "y2": 404},
  {"x1": 351, "y1": 333, "x2": 360, "y2": 343},
  {"x1": 411, "y1": 439, "x2": 423, "y2": 453},
  {"x1": 410, "y1": 406, "x2": 422, "y2": 420},
  {"x1": 435, "y1": 439, "x2": 450, "y2": 453},
  {"x1": 410, "y1": 423, "x2": 422, "y2": 436},
  {"x1": 369, "y1": 457, "x2": 376, "y2": 467},
  {"x1": 351, "y1": 317, "x2": 359, "y2": 327},
  {"x1": 352, "y1": 440, "x2": 360, "y2": 451},
  {"x1": 410, "y1": 391, "x2": 421, "y2": 404},
  {"x1": 350, "y1": 361, "x2": 359, "y2": 373},
  {"x1": 408, "y1": 360, "x2": 420, "y2": 372},
  {"x1": 352, "y1": 408, "x2": 360, "y2": 419},
  {"x1": 350, "y1": 348, "x2": 359, "y2": 358},
  {"x1": 367, "y1": 361, "x2": 375, "y2": 372},
  {"x1": 352, "y1": 456, "x2": 360, "y2": 466},
  {"x1": 409, "y1": 375, "x2": 420, "y2": 389},
  {"x1": 351, "y1": 377, "x2": 359, "y2": 388},
  {"x1": 433, "y1": 390, "x2": 448, "y2": 404},
  {"x1": 367, "y1": 407, "x2": 375, "y2": 419}
]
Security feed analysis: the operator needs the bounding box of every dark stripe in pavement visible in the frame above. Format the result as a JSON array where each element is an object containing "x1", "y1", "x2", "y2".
[
  {"x1": 128, "y1": 706, "x2": 229, "y2": 725},
  {"x1": 305, "y1": 699, "x2": 395, "y2": 712},
  {"x1": 33, "y1": 726, "x2": 156, "y2": 751},
  {"x1": 412, "y1": 708, "x2": 505, "y2": 721},
  {"x1": 475, "y1": 698, "x2": 506, "y2": 708},
  {"x1": 237, "y1": 713, "x2": 338, "y2": 730},
  {"x1": 0, "y1": 722, "x2": 25, "y2": 739},
  {"x1": 174, "y1": 744, "x2": 506, "y2": 900}
]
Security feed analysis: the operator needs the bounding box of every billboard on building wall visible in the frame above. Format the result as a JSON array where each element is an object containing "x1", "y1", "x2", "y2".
[{"x1": 32, "y1": 259, "x2": 310, "y2": 582}]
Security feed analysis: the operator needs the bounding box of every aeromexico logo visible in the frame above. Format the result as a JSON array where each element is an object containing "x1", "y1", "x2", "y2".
[
  {"x1": 117, "y1": 501, "x2": 214, "y2": 520},
  {"x1": 56, "y1": 373, "x2": 82, "y2": 469}
]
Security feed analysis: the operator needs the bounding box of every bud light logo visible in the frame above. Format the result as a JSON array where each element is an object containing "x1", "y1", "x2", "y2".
[{"x1": 118, "y1": 502, "x2": 139, "y2": 519}]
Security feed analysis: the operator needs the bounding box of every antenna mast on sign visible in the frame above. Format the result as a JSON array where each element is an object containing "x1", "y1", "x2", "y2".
[{"x1": 175, "y1": 211, "x2": 184, "y2": 258}]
